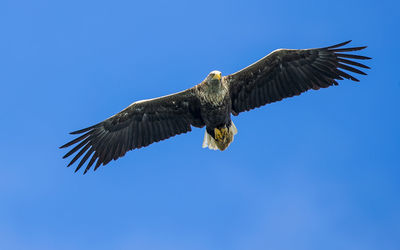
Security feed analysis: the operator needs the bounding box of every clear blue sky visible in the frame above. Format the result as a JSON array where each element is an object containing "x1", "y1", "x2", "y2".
[{"x1": 1, "y1": 0, "x2": 399, "y2": 249}]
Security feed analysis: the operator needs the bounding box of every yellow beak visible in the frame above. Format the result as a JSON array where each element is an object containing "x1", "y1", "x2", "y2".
[{"x1": 212, "y1": 73, "x2": 222, "y2": 81}]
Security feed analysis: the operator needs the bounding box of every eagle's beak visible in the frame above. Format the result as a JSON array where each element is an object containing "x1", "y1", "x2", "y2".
[{"x1": 212, "y1": 73, "x2": 222, "y2": 81}]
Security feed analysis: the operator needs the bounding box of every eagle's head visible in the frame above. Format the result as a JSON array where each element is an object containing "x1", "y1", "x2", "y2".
[{"x1": 205, "y1": 70, "x2": 222, "y2": 90}]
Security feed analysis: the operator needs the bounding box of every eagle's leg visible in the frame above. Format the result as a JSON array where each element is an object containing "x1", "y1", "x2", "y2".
[
  {"x1": 214, "y1": 126, "x2": 232, "y2": 151},
  {"x1": 214, "y1": 127, "x2": 228, "y2": 142},
  {"x1": 203, "y1": 122, "x2": 238, "y2": 151}
]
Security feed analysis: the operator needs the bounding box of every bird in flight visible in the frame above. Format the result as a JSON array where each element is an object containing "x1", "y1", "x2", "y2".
[{"x1": 60, "y1": 40, "x2": 370, "y2": 174}]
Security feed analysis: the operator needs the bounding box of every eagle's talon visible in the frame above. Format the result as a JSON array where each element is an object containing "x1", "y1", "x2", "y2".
[
  {"x1": 214, "y1": 128, "x2": 223, "y2": 141},
  {"x1": 221, "y1": 127, "x2": 228, "y2": 140},
  {"x1": 214, "y1": 127, "x2": 229, "y2": 142}
]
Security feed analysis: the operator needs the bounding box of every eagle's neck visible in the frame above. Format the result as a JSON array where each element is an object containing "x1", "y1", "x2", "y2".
[{"x1": 196, "y1": 80, "x2": 228, "y2": 106}]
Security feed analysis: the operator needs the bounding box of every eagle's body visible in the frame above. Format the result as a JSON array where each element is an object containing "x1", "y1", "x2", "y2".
[
  {"x1": 61, "y1": 41, "x2": 371, "y2": 174},
  {"x1": 195, "y1": 71, "x2": 236, "y2": 150}
]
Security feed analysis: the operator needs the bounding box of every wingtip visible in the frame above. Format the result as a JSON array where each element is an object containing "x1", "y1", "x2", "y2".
[
  {"x1": 69, "y1": 125, "x2": 97, "y2": 135},
  {"x1": 59, "y1": 143, "x2": 71, "y2": 149},
  {"x1": 326, "y1": 40, "x2": 352, "y2": 49},
  {"x1": 344, "y1": 39, "x2": 352, "y2": 45},
  {"x1": 350, "y1": 75, "x2": 360, "y2": 82}
]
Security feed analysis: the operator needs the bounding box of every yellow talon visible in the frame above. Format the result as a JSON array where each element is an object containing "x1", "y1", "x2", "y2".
[
  {"x1": 214, "y1": 127, "x2": 228, "y2": 142},
  {"x1": 214, "y1": 128, "x2": 223, "y2": 141},
  {"x1": 221, "y1": 127, "x2": 228, "y2": 138}
]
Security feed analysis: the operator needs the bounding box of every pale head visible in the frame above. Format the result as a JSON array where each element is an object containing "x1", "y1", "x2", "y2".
[{"x1": 205, "y1": 70, "x2": 222, "y2": 86}]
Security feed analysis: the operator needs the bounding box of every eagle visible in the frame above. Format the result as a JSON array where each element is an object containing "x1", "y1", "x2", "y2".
[{"x1": 60, "y1": 40, "x2": 370, "y2": 174}]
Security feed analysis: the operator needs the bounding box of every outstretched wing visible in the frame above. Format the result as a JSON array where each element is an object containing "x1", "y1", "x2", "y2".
[
  {"x1": 60, "y1": 88, "x2": 204, "y2": 174},
  {"x1": 226, "y1": 40, "x2": 371, "y2": 115}
]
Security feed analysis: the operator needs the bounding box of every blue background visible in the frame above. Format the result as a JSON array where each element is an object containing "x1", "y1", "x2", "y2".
[{"x1": 1, "y1": 0, "x2": 399, "y2": 249}]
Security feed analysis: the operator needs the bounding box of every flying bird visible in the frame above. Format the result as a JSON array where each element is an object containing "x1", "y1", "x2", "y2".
[{"x1": 60, "y1": 40, "x2": 371, "y2": 174}]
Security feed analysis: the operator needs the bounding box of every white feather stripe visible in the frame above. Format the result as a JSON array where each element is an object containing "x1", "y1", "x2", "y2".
[
  {"x1": 202, "y1": 131, "x2": 219, "y2": 150},
  {"x1": 230, "y1": 121, "x2": 238, "y2": 135}
]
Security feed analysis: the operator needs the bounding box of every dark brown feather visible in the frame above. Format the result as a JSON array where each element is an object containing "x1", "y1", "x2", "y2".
[
  {"x1": 61, "y1": 88, "x2": 204, "y2": 174},
  {"x1": 226, "y1": 41, "x2": 370, "y2": 115},
  {"x1": 338, "y1": 58, "x2": 370, "y2": 69}
]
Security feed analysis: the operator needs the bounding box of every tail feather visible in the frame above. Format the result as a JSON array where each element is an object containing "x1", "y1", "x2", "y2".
[{"x1": 202, "y1": 132, "x2": 219, "y2": 150}]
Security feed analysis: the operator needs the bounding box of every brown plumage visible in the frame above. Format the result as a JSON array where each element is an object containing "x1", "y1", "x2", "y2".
[
  {"x1": 226, "y1": 40, "x2": 370, "y2": 115},
  {"x1": 60, "y1": 40, "x2": 370, "y2": 174}
]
